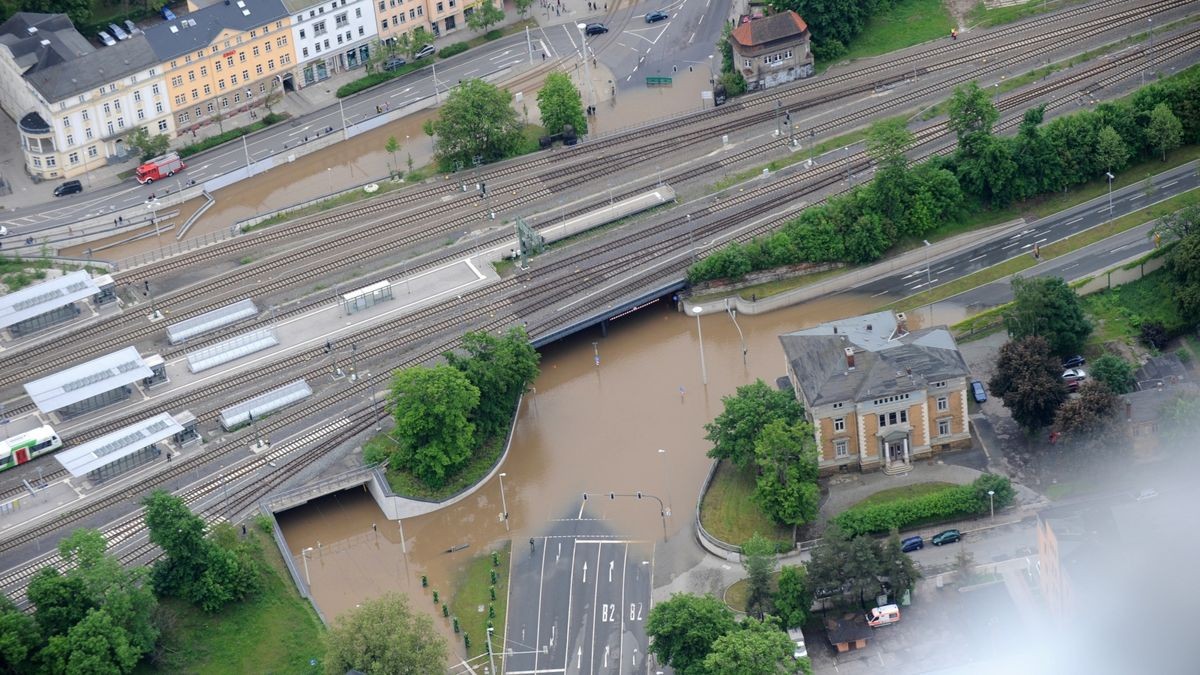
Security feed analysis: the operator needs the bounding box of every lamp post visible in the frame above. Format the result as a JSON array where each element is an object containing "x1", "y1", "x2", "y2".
[
  {"x1": 685, "y1": 213, "x2": 695, "y2": 261},
  {"x1": 725, "y1": 297, "x2": 747, "y2": 365},
  {"x1": 301, "y1": 546, "x2": 314, "y2": 585},
  {"x1": 658, "y1": 448, "x2": 672, "y2": 516},
  {"x1": 577, "y1": 24, "x2": 596, "y2": 113},
  {"x1": 691, "y1": 305, "x2": 708, "y2": 386},
  {"x1": 988, "y1": 489, "x2": 996, "y2": 520},
  {"x1": 350, "y1": 343, "x2": 358, "y2": 382},
  {"x1": 241, "y1": 134, "x2": 252, "y2": 173},
  {"x1": 498, "y1": 472, "x2": 510, "y2": 531},
  {"x1": 1105, "y1": 171, "x2": 1115, "y2": 223},
  {"x1": 922, "y1": 239, "x2": 933, "y2": 325},
  {"x1": 145, "y1": 197, "x2": 163, "y2": 252}
]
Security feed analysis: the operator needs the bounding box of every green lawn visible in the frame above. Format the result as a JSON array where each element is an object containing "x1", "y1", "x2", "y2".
[
  {"x1": 1080, "y1": 268, "x2": 1186, "y2": 347},
  {"x1": 851, "y1": 482, "x2": 957, "y2": 509},
  {"x1": 967, "y1": 0, "x2": 1089, "y2": 29},
  {"x1": 448, "y1": 541, "x2": 511, "y2": 660},
  {"x1": 138, "y1": 530, "x2": 325, "y2": 674},
  {"x1": 698, "y1": 460, "x2": 792, "y2": 549},
  {"x1": 365, "y1": 433, "x2": 505, "y2": 502},
  {"x1": 724, "y1": 571, "x2": 783, "y2": 613},
  {"x1": 830, "y1": 0, "x2": 954, "y2": 65}
]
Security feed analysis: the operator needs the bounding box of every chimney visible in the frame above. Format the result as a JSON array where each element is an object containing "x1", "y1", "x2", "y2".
[
  {"x1": 896, "y1": 312, "x2": 908, "y2": 335},
  {"x1": 844, "y1": 347, "x2": 855, "y2": 371},
  {"x1": 1125, "y1": 401, "x2": 1133, "y2": 422}
]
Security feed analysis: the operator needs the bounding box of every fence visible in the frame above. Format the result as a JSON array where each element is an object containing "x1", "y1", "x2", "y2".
[
  {"x1": 175, "y1": 190, "x2": 216, "y2": 239},
  {"x1": 113, "y1": 223, "x2": 241, "y2": 271}
]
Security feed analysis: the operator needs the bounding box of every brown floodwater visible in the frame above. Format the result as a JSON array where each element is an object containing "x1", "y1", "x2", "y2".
[{"x1": 276, "y1": 290, "x2": 902, "y2": 640}]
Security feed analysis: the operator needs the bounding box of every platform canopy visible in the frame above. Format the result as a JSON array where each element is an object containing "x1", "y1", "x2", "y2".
[
  {"x1": 24, "y1": 346, "x2": 152, "y2": 414},
  {"x1": 55, "y1": 412, "x2": 182, "y2": 477},
  {"x1": 0, "y1": 270, "x2": 99, "y2": 330}
]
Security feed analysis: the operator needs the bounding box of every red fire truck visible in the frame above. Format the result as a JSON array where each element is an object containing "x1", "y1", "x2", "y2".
[{"x1": 135, "y1": 152, "x2": 185, "y2": 184}]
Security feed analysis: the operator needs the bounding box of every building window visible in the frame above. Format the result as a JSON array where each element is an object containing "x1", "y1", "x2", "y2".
[
  {"x1": 220, "y1": 97, "x2": 229, "y2": 108},
  {"x1": 87, "y1": 145, "x2": 98, "y2": 157},
  {"x1": 281, "y1": 54, "x2": 291, "y2": 65},
  {"x1": 191, "y1": 88, "x2": 199, "y2": 100},
  {"x1": 227, "y1": 57, "x2": 235, "y2": 67},
  {"x1": 152, "y1": 84, "x2": 160, "y2": 95},
  {"x1": 313, "y1": 20, "x2": 327, "y2": 36},
  {"x1": 62, "y1": 117, "x2": 70, "y2": 128},
  {"x1": 85, "y1": 127, "x2": 94, "y2": 139},
  {"x1": 174, "y1": 94, "x2": 186, "y2": 105},
  {"x1": 933, "y1": 380, "x2": 947, "y2": 388},
  {"x1": 240, "y1": 52, "x2": 247, "y2": 62},
  {"x1": 134, "y1": 90, "x2": 142, "y2": 102},
  {"x1": 253, "y1": 46, "x2": 260, "y2": 56},
  {"x1": 116, "y1": 117, "x2": 124, "y2": 129},
  {"x1": 207, "y1": 102, "x2": 215, "y2": 113},
  {"x1": 336, "y1": 11, "x2": 348, "y2": 27},
  {"x1": 358, "y1": 26, "x2": 364, "y2": 36},
  {"x1": 256, "y1": 64, "x2": 264, "y2": 75},
  {"x1": 436, "y1": 1, "x2": 443, "y2": 11},
  {"x1": 300, "y1": 28, "x2": 306, "y2": 39},
  {"x1": 155, "y1": 101, "x2": 164, "y2": 113},
  {"x1": 218, "y1": 79, "x2": 226, "y2": 90},
  {"x1": 200, "y1": 65, "x2": 208, "y2": 76},
  {"x1": 355, "y1": 7, "x2": 362, "y2": 17},
  {"x1": 188, "y1": 70, "x2": 196, "y2": 81},
  {"x1": 936, "y1": 396, "x2": 949, "y2": 412},
  {"x1": 158, "y1": 120, "x2": 168, "y2": 131},
  {"x1": 234, "y1": 93, "x2": 241, "y2": 103},
  {"x1": 103, "y1": 103, "x2": 111, "y2": 115},
  {"x1": 937, "y1": 418, "x2": 951, "y2": 437},
  {"x1": 265, "y1": 41, "x2": 272, "y2": 52},
  {"x1": 878, "y1": 410, "x2": 908, "y2": 428},
  {"x1": 268, "y1": 59, "x2": 276, "y2": 70},
  {"x1": 381, "y1": 18, "x2": 388, "y2": 28},
  {"x1": 259, "y1": 82, "x2": 267, "y2": 93},
  {"x1": 833, "y1": 417, "x2": 845, "y2": 432},
  {"x1": 216, "y1": 61, "x2": 222, "y2": 72},
  {"x1": 178, "y1": 112, "x2": 190, "y2": 124},
  {"x1": 65, "y1": 133, "x2": 74, "y2": 145},
  {"x1": 834, "y1": 439, "x2": 849, "y2": 458},
  {"x1": 31, "y1": 157, "x2": 41, "y2": 168},
  {"x1": 68, "y1": 152, "x2": 79, "y2": 164},
  {"x1": 204, "y1": 84, "x2": 212, "y2": 95},
  {"x1": 743, "y1": 58, "x2": 752, "y2": 68},
  {"x1": 171, "y1": 75, "x2": 183, "y2": 86},
  {"x1": 137, "y1": 109, "x2": 146, "y2": 120},
  {"x1": 832, "y1": 402, "x2": 844, "y2": 409}
]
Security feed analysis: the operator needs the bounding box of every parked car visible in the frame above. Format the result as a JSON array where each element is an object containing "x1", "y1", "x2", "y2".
[
  {"x1": 1063, "y1": 368, "x2": 1087, "y2": 390},
  {"x1": 161, "y1": 7, "x2": 177, "y2": 21},
  {"x1": 788, "y1": 628, "x2": 807, "y2": 659},
  {"x1": 53, "y1": 180, "x2": 83, "y2": 197},
  {"x1": 866, "y1": 604, "x2": 901, "y2": 627},
  {"x1": 585, "y1": 22, "x2": 609, "y2": 35},
  {"x1": 383, "y1": 56, "x2": 407, "y2": 71},
  {"x1": 900, "y1": 535, "x2": 924, "y2": 553},
  {"x1": 97, "y1": 31, "x2": 116, "y2": 46},
  {"x1": 1062, "y1": 355, "x2": 1086, "y2": 368},
  {"x1": 931, "y1": 529, "x2": 961, "y2": 546},
  {"x1": 971, "y1": 380, "x2": 987, "y2": 403},
  {"x1": 124, "y1": 19, "x2": 141, "y2": 35},
  {"x1": 645, "y1": 10, "x2": 669, "y2": 23},
  {"x1": 108, "y1": 23, "x2": 129, "y2": 40},
  {"x1": 414, "y1": 44, "x2": 435, "y2": 59}
]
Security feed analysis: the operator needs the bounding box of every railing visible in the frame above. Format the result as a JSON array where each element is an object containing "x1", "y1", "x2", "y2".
[
  {"x1": 694, "y1": 459, "x2": 744, "y2": 555},
  {"x1": 176, "y1": 190, "x2": 215, "y2": 239},
  {"x1": 113, "y1": 223, "x2": 240, "y2": 271}
]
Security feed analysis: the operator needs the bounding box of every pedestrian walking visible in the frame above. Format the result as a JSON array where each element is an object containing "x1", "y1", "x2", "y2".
[
  {"x1": 542, "y1": 52, "x2": 547, "y2": 61},
  {"x1": 118, "y1": 215, "x2": 123, "y2": 224},
  {"x1": 242, "y1": 524, "x2": 247, "y2": 535},
  {"x1": 529, "y1": 537, "x2": 535, "y2": 552}
]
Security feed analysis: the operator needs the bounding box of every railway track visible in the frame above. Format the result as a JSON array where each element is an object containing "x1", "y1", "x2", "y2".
[{"x1": 0, "y1": 0, "x2": 1184, "y2": 399}]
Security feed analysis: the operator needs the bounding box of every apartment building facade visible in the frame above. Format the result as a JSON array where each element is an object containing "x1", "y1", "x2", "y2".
[
  {"x1": 779, "y1": 310, "x2": 973, "y2": 475},
  {"x1": 286, "y1": 0, "x2": 379, "y2": 87},
  {"x1": 376, "y1": 0, "x2": 494, "y2": 45},
  {"x1": 144, "y1": 0, "x2": 296, "y2": 133},
  {"x1": 0, "y1": 12, "x2": 175, "y2": 181}
]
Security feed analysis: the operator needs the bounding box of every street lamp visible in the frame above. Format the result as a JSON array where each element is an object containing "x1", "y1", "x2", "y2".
[
  {"x1": 685, "y1": 213, "x2": 696, "y2": 261},
  {"x1": 987, "y1": 489, "x2": 996, "y2": 520},
  {"x1": 301, "y1": 547, "x2": 314, "y2": 585},
  {"x1": 691, "y1": 305, "x2": 708, "y2": 386},
  {"x1": 1105, "y1": 171, "x2": 1115, "y2": 223},
  {"x1": 658, "y1": 449, "x2": 672, "y2": 516},
  {"x1": 577, "y1": 24, "x2": 596, "y2": 113},
  {"x1": 498, "y1": 472, "x2": 510, "y2": 531},
  {"x1": 145, "y1": 197, "x2": 163, "y2": 252},
  {"x1": 724, "y1": 297, "x2": 747, "y2": 365},
  {"x1": 922, "y1": 240, "x2": 934, "y2": 325}
]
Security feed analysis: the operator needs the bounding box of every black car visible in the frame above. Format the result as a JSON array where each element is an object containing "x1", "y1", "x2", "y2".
[
  {"x1": 585, "y1": 23, "x2": 608, "y2": 35},
  {"x1": 931, "y1": 529, "x2": 961, "y2": 546},
  {"x1": 1062, "y1": 355, "x2": 1086, "y2": 368},
  {"x1": 53, "y1": 180, "x2": 83, "y2": 197},
  {"x1": 383, "y1": 56, "x2": 407, "y2": 71},
  {"x1": 645, "y1": 10, "x2": 669, "y2": 23}
]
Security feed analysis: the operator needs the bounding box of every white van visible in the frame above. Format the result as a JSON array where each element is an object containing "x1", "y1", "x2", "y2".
[
  {"x1": 788, "y1": 628, "x2": 807, "y2": 658},
  {"x1": 866, "y1": 604, "x2": 901, "y2": 627}
]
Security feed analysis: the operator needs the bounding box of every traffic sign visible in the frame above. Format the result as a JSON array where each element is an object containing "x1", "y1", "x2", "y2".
[{"x1": 645, "y1": 76, "x2": 673, "y2": 86}]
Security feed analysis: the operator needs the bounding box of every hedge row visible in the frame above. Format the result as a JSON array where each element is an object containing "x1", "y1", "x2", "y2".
[
  {"x1": 177, "y1": 113, "x2": 286, "y2": 158},
  {"x1": 833, "y1": 474, "x2": 1014, "y2": 536},
  {"x1": 439, "y1": 42, "x2": 469, "y2": 58}
]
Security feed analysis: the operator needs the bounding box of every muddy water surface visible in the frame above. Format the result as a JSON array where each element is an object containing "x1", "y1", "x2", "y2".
[{"x1": 276, "y1": 290, "x2": 893, "y2": 630}]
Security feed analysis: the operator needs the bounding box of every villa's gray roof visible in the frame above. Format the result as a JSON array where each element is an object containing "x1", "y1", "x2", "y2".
[
  {"x1": 143, "y1": 0, "x2": 289, "y2": 62},
  {"x1": 0, "y1": 12, "x2": 159, "y2": 103},
  {"x1": 779, "y1": 310, "x2": 970, "y2": 406}
]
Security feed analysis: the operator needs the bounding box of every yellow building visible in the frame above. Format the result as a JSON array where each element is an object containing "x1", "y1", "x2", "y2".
[
  {"x1": 780, "y1": 310, "x2": 973, "y2": 475},
  {"x1": 145, "y1": 0, "x2": 297, "y2": 134},
  {"x1": 377, "y1": 0, "x2": 495, "y2": 45}
]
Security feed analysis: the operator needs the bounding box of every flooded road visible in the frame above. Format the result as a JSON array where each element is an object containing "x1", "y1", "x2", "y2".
[{"x1": 276, "y1": 290, "x2": 899, "y2": 630}]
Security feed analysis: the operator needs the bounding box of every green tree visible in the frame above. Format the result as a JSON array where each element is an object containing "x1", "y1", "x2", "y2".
[
  {"x1": 880, "y1": 529, "x2": 921, "y2": 595},
  {"x1": 1004, "y1": 276, "x2": 1092, "y2": 358},
  {"x1": 385, "y1": 136, "x2": 401, "y2": 175},
  {"x1": 946, "y1": 81, "x2": 999, "y2": 144},
  {"x1": 645, "y1": 593, "x2": 736, "y2": 675},
  {"x1": 536, "y1": 72, "x2": 587, "y2": 136},
  {"x1": 1053, "y1": 380, "x2": 1122, "y2": 445},
  {"x1": 773, "y1": 565, "x2": 812, "y2": 629},
  {"x1": 1089, "y1": 354, "x2": 1135, "y2": 394},
  {"x1": 705, "y1": 380, "x2": 804, "y2": 468},
  {"x1": 28, "y1": 568, "x2": 94, "y2": 639},
  {"x1": 1154, "y1": 203, "x2": 1200, "y2": 242},
  {"x1": 41, "y1": 609, "x2": 138, "y2": 675},
  {"x1": 389, "y1": 364, "x2": 481, "y2": 486},
  {"x1": 752, "y1": 420, "x2": 820, "y2": 527},
  {"x1": 806, "y1": 525, "x2": 881, "y2": 603},
  {"x1": 125, "y1": 127, "x2": 171, "y2": 162},
  {"x1": 1146, "y1": 102, "x2": 1183, "y2": 161},
  {"x1": 1094, "y1": 125, "x2": 1130, "y2": 174},
  {"x1": 0, "y1": 596, "x2": 41, "y2": 673},
  {"x1": 443, "y1": 327, "x2": 540, "y2": 440},
  {"x1": 466, "y1": 0, "x2": 505, "y2": 33},
  {"x1": 1160, "y1": 392, "x2": 1200, "y2": 443},
  {"x1": 988, "y1": 335, "x2": 1069, "y2": 432},
  {"x1": 702, "y1": 616, "x2": 793, "y2": 675},
  {"x1": 513, "y1": 0, "x2": 533, "y2": 17},
  {"x1": 396, "y1": 27, "x2": 434, "y2": 61},
  {"x1": 742, "y1": 534, "x2": 777, "y2": 618},
  {"x1": 423, "y1": 79, "x2": 525, "y2": 171},
  {"x1": 1169, "y1": 232, "x2": 1200, "y2": 322},
  {"x1": 865, "y1": 117, "x2": 913, "y2": 170},
  {"x1": 323, "y1": 593, "x2": 447, "y2": 674}
]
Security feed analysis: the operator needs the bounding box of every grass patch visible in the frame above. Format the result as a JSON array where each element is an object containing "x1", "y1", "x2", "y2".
[
  {"x1": 138, "y1": 530, "x2": 324, "y2": 674},
  {"x1": 448, "y1": 542, "x2": 511, "y2": 660},
  {"x1": 886, "y1": 163, "x2": 1200, "y2": 314},
  {"x1": 967, "y1": 0, "x2": 1087, "y2": 28},
  {"x1": 835, "y1": 0, "x2": 954, "y2": 64},
  {"x1": 1080, "y1": 268, "x2": 1186, "y2": 347},
  {"x1": 851, "y1": 482, "x2": 957, "y2": 509},
  {"x1": 492, "y1": 258, "x2": 517, "y2": 277},
  {"x1": 699, "y1": 460, "x2": 792, "y2": 549},
  {"x1": 724, "y1": 571, "x2": 783, "y2": 613},
  {"x1": 0, "y1": 255, "x2": 53, "y2": 292},
  {"x1": 366, "y1": 433, "x2": 504, "y2": 502}
]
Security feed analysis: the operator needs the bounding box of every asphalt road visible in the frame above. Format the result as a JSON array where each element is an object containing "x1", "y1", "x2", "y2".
[
  {"x1": 506, "y1": 509, "x2": 654, "y2": 675},
  {"x1": 850, "y1": 160, "x2": 1200, "y2": 307}
]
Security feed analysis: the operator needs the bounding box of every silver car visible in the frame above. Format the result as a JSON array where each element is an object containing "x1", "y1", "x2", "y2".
[
  {"x1": 108, "y1": 23, "x2": 130, "y2": 41},
  {"x1": 97, "y1": 31, "x2": 116, "y2": 46}
]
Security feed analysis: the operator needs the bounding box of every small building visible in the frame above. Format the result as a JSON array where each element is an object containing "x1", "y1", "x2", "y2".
[
  {"x1": 728, "y1": 10, "x2": 814, "y2": 91},
  {"x1": 779, "y1": 310, "x2": 972, "y2": 475},
  {"x1": 825, "y1": 614, "x2": 871, "y2": 653},
  {"x1": 24, "y1": 346, "x2": 159, "y2": 418}
]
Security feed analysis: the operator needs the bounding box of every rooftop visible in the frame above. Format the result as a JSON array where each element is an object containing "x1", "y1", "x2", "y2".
[
  {"x1": 779, "y1": 310, "x2": 970, "y2": 406},
  {"x1": 0, "y1": 270, "x2": 99, "y2": 331},
  {"x1": 55, "y1": 412, "x2": 182, "y2": 477},
  {"x1": 23, "y1": 346, "x2": 151, "y2": 414},
  {"x1": 730, "y1": 10, "x2": 807, "y2": 48},
  {"x1": 142, "y1": 0, "x2": 289, "y2": 62}
]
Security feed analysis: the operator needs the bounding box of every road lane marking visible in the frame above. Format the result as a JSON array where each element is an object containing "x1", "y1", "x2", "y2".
[
  {"x1": 969, "y1": 254, "x2": 987, "y2": 262},
  {"x1": 871, "y1": 290, "x2": 889, "y2": 297},
  {"x1": 1065, "y1": 217, "x2": 1082, "y2": 225}
]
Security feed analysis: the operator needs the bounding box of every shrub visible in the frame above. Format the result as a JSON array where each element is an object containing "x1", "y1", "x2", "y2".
[
  {"x1": 833, "y1": 475, "x2": 1015, "y2": 536},
  {"x1": 177, "y1": 114, "x2": 285, "y2": 158},
  {"x1": 439, "y1": 42, "x2": 470, "y2": 58},
  {"x1": 1140, "y1": 321, "x2": 1168, "y2": 350},
  {"x1": 337, "y1": 71, "x2": 395, "y2": 97},
  {"x1": 485, "y1": 29, "x2": 503, "y2": 41}
]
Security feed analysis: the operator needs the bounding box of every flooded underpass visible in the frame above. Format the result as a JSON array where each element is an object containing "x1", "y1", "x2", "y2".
[{"x1": 275, "y1": 290, "x2": 903, "y2": 632}]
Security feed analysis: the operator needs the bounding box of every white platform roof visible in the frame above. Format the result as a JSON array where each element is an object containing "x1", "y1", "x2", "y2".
[
  {"x1": 0, "y1": 270, "x2": 99, "y2": 330},
  {"x1": 24, "y1": 346, "x2": 152, "y2": 414},
  {"x1": 56, "y1": 412, "x2": 182, "y2": 477}
]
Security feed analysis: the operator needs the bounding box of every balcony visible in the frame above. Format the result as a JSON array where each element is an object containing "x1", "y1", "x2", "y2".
[{"x1": 19, "y1": 111, "x2": 50, "y2": 135}]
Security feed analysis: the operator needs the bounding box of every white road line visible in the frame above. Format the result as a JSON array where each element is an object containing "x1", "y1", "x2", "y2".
[
  {"x1": 1061, "y1": 263, "x2": 1079, "y2": 270},
  {"x1": 1001, "y1": 240, "x2": 1021, "y2": 249},
  {"x1": 871, "y1": 290, "x2": 889, "y2": 297},
  {"x1": 1035, "y1": 237, "x2": 1048, "y2": 244},
  {"x1": 533, "y1": 537, "x2": 550, "y2": 674},
  {"x1": 562, "y1": 541, "x2": 579, "y2": 672},
  {"x1": 1065, "y1": 217, "x2": 1082, "y2": 225},
  {"x1": 462, "y1": 68, "x2": 479, "y2": 76},
  {"x1": 1161, "y1": 180, "x2": 1178, "y2": 188},
  {"x1": 588, "y1": 544, "x2": 604, "y2": 674},
  {"x1": 688, "y1": 31, "x2": 695, "y2": 44},
  {"x1": 1022, "y1": 243, "x2": 1032, "y2": 249},
  {"x1": 936, "y1": 266, "x2": 955, "y2": 274},
  {"x1": 618, "y1": 544, "x2": 628, "y2": 675},
  {"x1": 969, "y1": 254, "x2": 987, "y2": 262}
]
